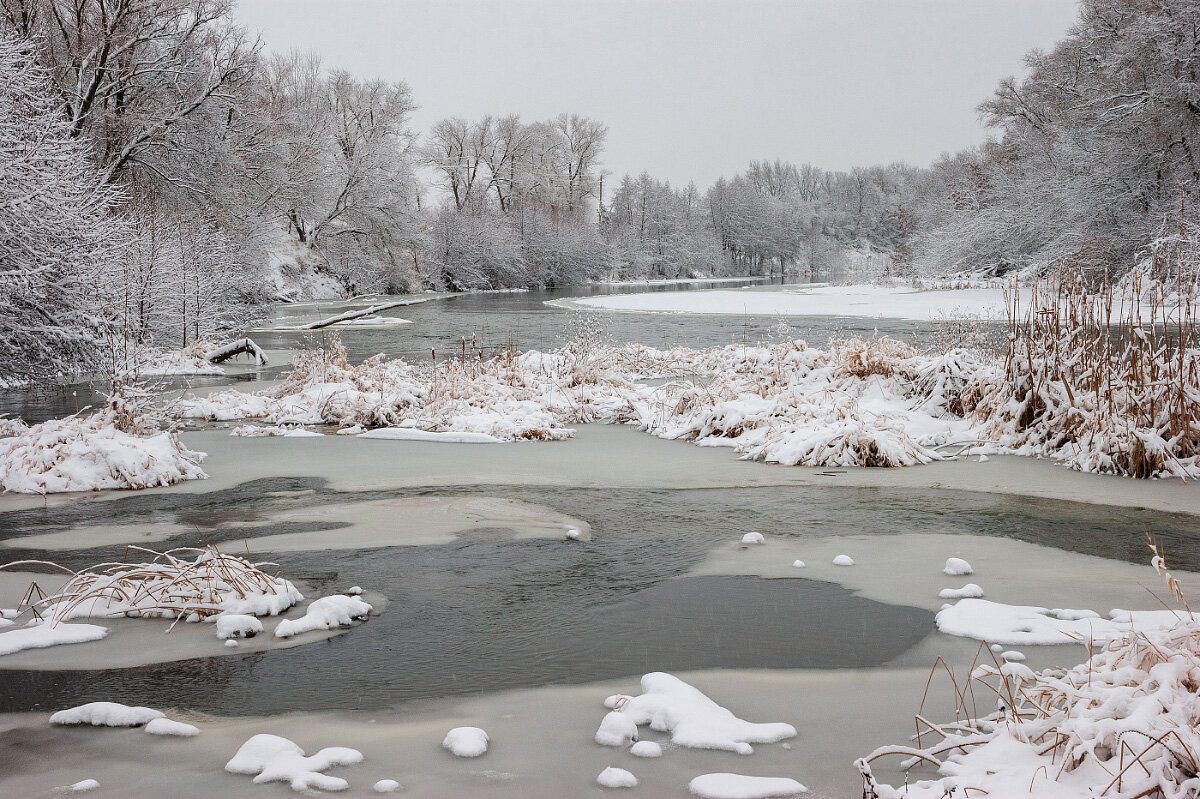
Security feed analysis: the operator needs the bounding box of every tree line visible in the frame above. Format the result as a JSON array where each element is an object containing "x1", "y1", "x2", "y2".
[{"x1": 2, "y1": 0, "x2": 1196, "y2": 383}]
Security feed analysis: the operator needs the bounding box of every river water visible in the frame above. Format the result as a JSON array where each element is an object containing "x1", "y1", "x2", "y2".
[{"x1": 0, "y1": 281, "x2": 1196, "y2": 798}]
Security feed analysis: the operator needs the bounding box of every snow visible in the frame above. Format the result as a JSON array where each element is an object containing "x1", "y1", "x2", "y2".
[
  {"x1": 225, "y1": 733, "x2": 363, "y2": 793},
  {"x1": 595, "y1": 711, "x2": 640, "y2": 746},
  {"x1": 596, "y1": 767, "x2": 638, "y2": 788},
  {"x1": 601, "y1": 672, "x2": 796, "y2": 755},
  {"x1": 347, "y1": 586, "x2": 363, "y2": 596},
  {"x1": 0, "y1": 409, "x2": 206, "y2": 493},
  {"x1": 358, "y1": 428, "x2": 503, "y2": 444},
  {"x1": 442, "y1": 726, "x2": 488, "y2": 757},
  {"x1": 560, "y1": 284, "x2": 1011, "y2": 322},
  {"x1": 0, "y1": 620, "x2": 108, "y2": 656},
  {"x1": 936, "y1": 598, "x2": 1185, "y2": 645},
  {"x1": 144, "y1": 718, "x2": 199, "y2": 736},
  {"x1": 741, "y1": 532, "x2": 764, "y2": 545},
  {"x1": 274, "y1": 595, "x2": 372, "y2": 639},
  {"x1": 373, "y1": 779, "x2": 401, "y2": 793},
  {"x1": 937, "y1": 583, "x2": 983, "y2": 599},
  {"x1": 791, "y1": 560, "x2": 805, "y2": 568},
  {"x1": 566, "y1": 528, "x2": 582, "y2": 540},
  {"x1": 215, "y1": 614, "x2": 263, "y2": 640},
  {"x1": 943, "y1": 557, "x2": 973, "y2": 575},
  {"x1": 50, "y1": 702, "x2": 163, "y2": 727},
  {"x1": 125, "y1": 345, "x2": 224, "y2": 377},
  {"x1": 629, "y1": 740, "x2": 662, "y2": 758},
  {"x1": 687, "y1": 773, "x2": 809, "y2": 799},
  {"x1": 1001, "y1": 650, "x2": 1026, "y2": 662},
  {"x1": 832, "y1": 555, "x2": 854, "y2": 566},
  {"x1": 56, "y1": 779, "x2": 100, "y2": 793}
]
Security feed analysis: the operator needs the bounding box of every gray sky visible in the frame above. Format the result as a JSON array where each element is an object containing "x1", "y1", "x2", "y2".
[{"x1": 236, "y1": 0, "x2": 1079, "y2": 188}]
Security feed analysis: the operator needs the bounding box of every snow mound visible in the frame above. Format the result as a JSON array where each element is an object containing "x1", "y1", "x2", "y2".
[
  {"x1": 688, "y1": 773, "x2": 809, "y2": 798},
  {"x1": 55, "y1": 779, "x2": 99, "y2": 793},
  {"x1": 938, "y1": 583, "x2": 983, "y2": 599},
  {"x1": 373, "y1": 779, "x2": 400, "y2": 793},
  {"x1": 216, "y1": 614, "x2": 263, "y2": 640},
  {"x1": 225, "y1": 733, "x2": 363, "y2": 793},
  {"x1": 943, "y1": 557, "x2": 973, "y2": 575},
  {"x1": 629, "y1": 740, "x2": 662, "y2": 757},
  {"x1": 274, "y1": 595, "x2": 372, "y2": 639},
  {"x1": 0, "y1": 620, "x2": 107, "y2": 656},
  {"x1": 145, "y1": 717, "x2": 199, "y2": 736},
  {"x1": 791, "y1": 560, "x2": 805, "y2": 568},
  {"x1": 0, "y1": 407, "x2": 206, "y2": 493},
  {"x1": 832, "y1": 555, "x2": 854, "y2": 566},
  {"x1": 601, "y1": 672, "x2": 796, "y2": 755},
  {"x1": 595, "y1": 711, "x2": 640, "y2": 746},
  {"x1": 442, "y1": 726, "x2": 488, "y2": 757},
  {"x1": 936, "y1": 598, "x2": 1184, "y2": 645},
  {"x1": 597, "y1": 766, "x2": 638, "y2": 788},
  {"x1": 50, "y1": 702, "x2": 163, "y2": 727},
  {"x1": 741, "y1": 533, "x2": 764, "y2": 545}
]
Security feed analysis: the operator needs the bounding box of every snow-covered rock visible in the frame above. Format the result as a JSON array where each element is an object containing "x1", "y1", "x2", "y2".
[
  {"x1": 943, "y1": 557, "x2": 973, "y2": 576},
  {"x1": 688, "y1": 773, "x2": 809, "y2": 798},
  {"x1": 791, "y1": 560, "x2": 805, "y2": 568},
  {"x1": 215, "y1": 614, "x2": 263, "y2": 640},
  {"x1": 274, "y1": 595, "x2": 372, "y2": 639},
  {"x1": 145, "y1": 718, "x2": 199, "y2": 737},
  {"x1": 225, "y1": 733, "x2": 363, "y2": 793},
  {"x1": 602, "y1": 673, "x2": 796, "y2": 755},
  {"x1": 741, "y1": 532, "x2": 765, "y2": 545},
  {"x1": 597, "y1": 766, "x2": 638, "y2": 788},
  {"x1": 442, "y1": 726, "x2": 488, "y2": 757},
  {"x1": 373, "y1": 779, "x2": 401, "y2": 793},
  {"x1": 832, "y1": 555, "x2": 854, "y2": 566},
  {"x1": 595, "y1": 711, "x2": 639, "y2": 747},
  {"x1": 629, "y1": 740, "x2": 662, "y2": 758},
  {"x1": 50, "y1": 702, "x2": 163, "y2": 727}
]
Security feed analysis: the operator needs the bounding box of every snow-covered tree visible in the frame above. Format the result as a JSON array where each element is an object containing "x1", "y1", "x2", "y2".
[{"x1": 0, "y1": 28, "x2": 130, "y2": 383}]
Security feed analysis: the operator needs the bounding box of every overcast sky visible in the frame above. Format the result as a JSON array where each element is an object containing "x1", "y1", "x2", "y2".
[{"x1": 236, "y1": 0, "x2": 1079, "y2": 188}]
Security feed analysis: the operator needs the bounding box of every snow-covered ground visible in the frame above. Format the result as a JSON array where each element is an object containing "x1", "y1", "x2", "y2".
[{"x1": 552, "y1": 284, "x2": 1013, "y2": 321}]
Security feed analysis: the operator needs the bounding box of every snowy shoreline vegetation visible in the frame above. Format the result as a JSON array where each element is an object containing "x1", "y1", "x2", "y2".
[
  {"x1": 175, "y1": 270, "x2": 1200, "y2": 479},
  {"x1": 0, "y1": 400, "x2": 206, "y2": 494},
  {"x1": 858, "y1": 547, "x2": 1200, "y2": 799}
]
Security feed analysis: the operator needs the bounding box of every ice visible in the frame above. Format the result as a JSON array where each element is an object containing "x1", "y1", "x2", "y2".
[
  {"x1": 275, "y1": 595, "x2": 373, "y2": 639},
  {"x1": 936, "y1": 598, "x2": 1185, "y2": 645},
  {"x1": 943, "y1": 557, "x2": 973, "y2": 576},
  {"x1": 50, "y1": 702, "x2": 164, "y2": 727},
  {"x1": 597, "y1": 766, "x2": 638, "y2": 788},
  {"x1": 687, "y1": 773, "x2": 809, "y2": 798},
  {"x1": 741, "y1": 532, "x2": 764, "y2": 545},
  {"x1": 55, "y1": 779, "x2": 100, "y2": 793},
  {"x1": 225, "y1": 733, "x2": 363, "y2": 792},
  {"x1": 595, "y1": 711, "x2": 639, "y2": 746},
  {"x1": 442, "y1": 726, "x2": 489, "y2": 757},
  {"x1": 938, "y1": 583, "x2": 983, "y2": 599},
  {"x1": 0, "y1": 620, "x2": 108, "y2": 656},
  {"x1": 601, "y1": 672, "x2": 796, "y2": 755},
  {"x1": 629, "y1": 740, "x2": 662, "y2": 758},
  {"x1": 359, "y1": 428, "x2": 502, "y2": 444},
  {"x1": 832, "y1": 555, "x2": 854, "y2": 566},
  {"x1": 215, "y1": 614, "x2": 263, "y2": 640},
  {"x1": 144, "y1": 718, "x2": 199, "y2": 736},
  {"x1": 373, "y1": 779, "x2": 401, "y2": 793}
]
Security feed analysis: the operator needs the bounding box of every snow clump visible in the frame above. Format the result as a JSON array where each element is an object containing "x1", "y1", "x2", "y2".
[
  {"x1": 215, "y1": 614, "x2": 263, "y2": 640},
  {"x1": 274, "y1": 595, "x2": 372, "y2": 639},
  {"x1": 55, "y1": 779, "x2": 100, "y2": 793},
  {"x1": 943, "y1": 557, "x2": 973, "y2": 575},
  {"x1": 597, "y1": 767, "x2": 638, "y2": 788},
  {"x1": 373, "y1": 780, "x2": 401, "y2": 793},
  {"x1": 225, "y1": 733, "x2": 363, "y2": 792},
  {"x1": 938, "y1": 583, "x2": 983, "y2": 599},
  {"x1": 629, "y1": 740, "x2": 662, "y2": 757},
  {"x1": 741, "y1": 532, "x2": 765, "y2": 545},
  {"x1": 50, "y1": 702, "x2": 163, "y2": 727},
  {"x1": 144, "y1": 718, "x2": 199, "y2": 736},
  {"x1": 687, "y1": 773, "x2": 809, "y2": 798},
  {"x1": 832, "y1": 555, "x2": 854, "y2": 566},
  {"x1": 442, "y1": 726, "x2": 489, "y2": 757}
]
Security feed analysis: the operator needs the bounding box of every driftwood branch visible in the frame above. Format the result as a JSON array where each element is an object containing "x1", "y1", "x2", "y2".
[
  {"x1": 206, "y1": 338, "x2": 268, "y2": 365},
  {"x1": 296, "y1": 300, "x2": 420, "y2": 330}
]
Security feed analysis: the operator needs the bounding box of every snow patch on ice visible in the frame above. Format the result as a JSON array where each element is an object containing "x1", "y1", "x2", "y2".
[
  {"x1": 274, "y1": 595, "x2": 372, "y2": 639},
  {"x1": 688, "y1": 773, "x2": 809, "y2": 798},
  {"x1": 373, "y1": 779, "x2": 401, "y2": 793},
  {"x1": 601, "y1": 672, "x2": 796, "y2": 755},
  {"x1": 741, "y1": 532, "x2": 764, "y2": 545},
  {"x1": 225, "y1": 733, "x2": 363, "y2": 792},
  {"x1": 215, "y1": 614, "x2": 263, "y2": 640},
  {"x1": 144, "y1": 718, "x2": 199, "y2": 736},
  {"x1": 629, "y1": 740, "x2": 662, "y2": 758},
  {"x1": 359, "y1": 428, "x2": 502, "y2": 444},
  {"x1": 832, "y1": 555, "x2": 854, "y2": 566},
  {"x1": 597, "y1": 766, "x2": 638, "y2": 788},
  {"x1": 55, "y1": 779, "x2": 100, "y2": 793},
  {"x1": 50, "y1": 702, "x2": 163, "y2": 727},
  {"x1": 0, "y1": 620, "x2": 108, "y2": 656},
  {"x1": 936, "y1": 598, "x2": 1185, "y2": 645},
  {"x1": 938, "y1": 583, "x2": 983, "y2": 599},
  {"x1": 943, "y1": 557, "x2": 973, "y2": 576}
]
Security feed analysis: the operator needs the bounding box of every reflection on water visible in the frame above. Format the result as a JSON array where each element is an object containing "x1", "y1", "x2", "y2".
[{"x1": 0, "y1": 478, "x2": 1194, "y2": 714}]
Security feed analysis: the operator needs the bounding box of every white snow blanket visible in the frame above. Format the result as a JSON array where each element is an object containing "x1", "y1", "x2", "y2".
[
  {"x1": 562, "y1": 284, "x2": 1010, "y2": 321},
  {"x1": 599, "y1": 672, "x2": 796, "y2": 755},
  {"x1": 937, "y1": 598, "x2": 1186, "y2": 645}
]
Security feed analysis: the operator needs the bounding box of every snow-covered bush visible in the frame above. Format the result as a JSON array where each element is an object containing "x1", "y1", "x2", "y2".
[
  {"x1": 858, "y1": 545, "x2": 1200, "y2": 799},
  {"x1": 0, "y1": 400, "x2": 206, "y2": 493}
]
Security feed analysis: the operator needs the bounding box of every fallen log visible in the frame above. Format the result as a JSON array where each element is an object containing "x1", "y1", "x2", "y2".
[
  {"x1": 296, "y1": 299, "x2": 421, "y2": 330},
  {"x1": 206, "y1": 338, "x2": 268, "y2": 365}
]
